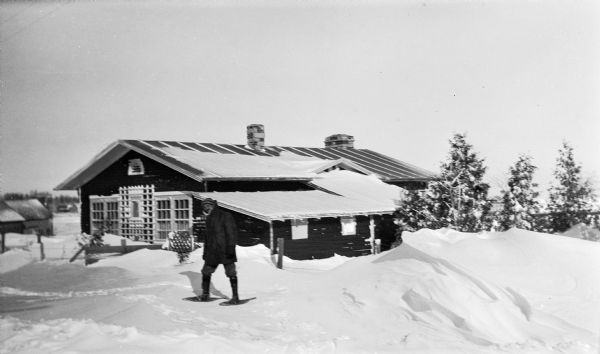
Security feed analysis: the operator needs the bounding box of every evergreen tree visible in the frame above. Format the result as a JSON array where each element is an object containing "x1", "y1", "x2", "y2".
[
  {"x1": 547, "y1": 142, "x2": 596, "y2": 232},
  {"x1": 498, "y1": 155, "x2": 540, "y2": 231},
  {"x1": 396, "y1": 133, "x2": 491, "y2": 232},
  {"x1": 395, "y1": 190, "x2": 437, "y2": 231}
]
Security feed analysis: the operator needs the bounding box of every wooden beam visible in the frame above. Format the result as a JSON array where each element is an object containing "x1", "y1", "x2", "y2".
[
  {"x1": 369, "y1": 215, "x2": 375, "y2": 254},
  {"x1": 84, "y1": 244, "x2": 163, "y2": 255},
  {"x1": 277, "y1": 238, "x2": 284, "y2": 269},
  {"x1": 269, "y1": 222, "x2": 274, "y2": 255}
]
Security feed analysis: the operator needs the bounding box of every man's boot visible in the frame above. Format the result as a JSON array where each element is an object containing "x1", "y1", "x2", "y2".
[
  {"x1": 199, "y1": 274, "x2": 211, "y2": 301},
  {"x1": 229, "y1": 276, "x2": 240, "y2": 304}
]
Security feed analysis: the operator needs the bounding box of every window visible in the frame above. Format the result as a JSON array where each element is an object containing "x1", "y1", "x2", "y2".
[
  {"x1": 155, "y1": 196, "x2": 192, "y2": 241},
  {"x1": 291, "y1": 219, "x2": 308, "y2": 240},
  {"x1": 174, "y1": 199, "x2": 190, "y2": 232},
  {"x1": 90, "y1": 197, "x2": 119, "y2": 235},
  {"x1": 128, "y1": 158, "x2": 145, "y2": 175},
  {"x1": 340, "y1": 216, "x2": 356, "y2": 236},
  {"x1": 156, "y1": 199, "x2": 172, "y2": 240}
]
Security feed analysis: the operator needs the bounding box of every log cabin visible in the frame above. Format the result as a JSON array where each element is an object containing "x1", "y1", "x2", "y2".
[{"x1": 55, "y1": 125, "x2": 435, "y2": 259}]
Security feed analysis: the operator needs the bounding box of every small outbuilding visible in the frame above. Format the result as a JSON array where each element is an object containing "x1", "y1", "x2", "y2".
[
  {"x1": 0, "y1": 200, "x2": 27, "y2": 234},
  {"x1": 1, "y1": 199, "x2": 53, "y2": 235}
]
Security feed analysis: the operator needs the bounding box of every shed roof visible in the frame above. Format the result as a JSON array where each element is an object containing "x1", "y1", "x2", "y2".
[
  {"x1": 191, "y1": 190, "x2": 396, "y2": 222},
  {"x1": 56, "y1": 139, "x2": 436, "y2": 190},
  {"x1": 0, "y1": 200, "x2": 26, "y2": 223},
  {"x1": 4, "y1": 199, "x2": 52, "y2": 221}
]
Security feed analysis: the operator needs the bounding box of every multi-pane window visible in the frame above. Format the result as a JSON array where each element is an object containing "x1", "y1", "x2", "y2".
[
  {"x1": 156, "y1": 199, "x2": 172, "y2": 240},
  {"x1": 90, "y1": 189, "x2": 191, "y2": 242},
  {"x1": 90, "y1": 198, "x2": 119, "y2": 235},
  {"x1": 155, "y1": 196, "x2": 191, "y2": 241},
  {"x1": 174, "y1": 199, "x2": 190, "y2": 232},
  {"x1": 91, "y1": 201, "x2": 105, "y2": 233}
]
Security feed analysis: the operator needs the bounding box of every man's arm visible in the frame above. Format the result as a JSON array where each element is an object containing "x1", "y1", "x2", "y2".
[{"x1": 224, "y1": 213, "x2": 238, "y2": 257}]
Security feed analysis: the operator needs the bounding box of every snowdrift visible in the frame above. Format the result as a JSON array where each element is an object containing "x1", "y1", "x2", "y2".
[{"x1": 1, "y1": 228, "x2": 599, "y2": 353}]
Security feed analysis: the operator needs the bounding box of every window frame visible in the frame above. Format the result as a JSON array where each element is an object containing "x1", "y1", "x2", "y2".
[
  {"x1": 340, "y1": 216, "x2": 357, "y2": 236},
  {"x1": 291, "y1": 219, "x2": 308, "y2": 240}
]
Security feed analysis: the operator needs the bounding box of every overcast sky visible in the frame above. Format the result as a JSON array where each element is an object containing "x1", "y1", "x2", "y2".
[{"x1": 1, "y1": 0, "x2": 599, "y2": 197}]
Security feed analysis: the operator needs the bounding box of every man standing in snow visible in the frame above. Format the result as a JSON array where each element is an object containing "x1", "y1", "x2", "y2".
[{"x1": 199, "y1": 198, "x2": 239, "y2": 304}]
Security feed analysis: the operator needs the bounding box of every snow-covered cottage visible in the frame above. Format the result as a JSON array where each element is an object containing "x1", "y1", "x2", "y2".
[
  {"x1": 0, "y1": 199, "x2": 53, "y2": 236},
  {"x1": 55, "y1": 125, "x2": 435, "y2": 259}
]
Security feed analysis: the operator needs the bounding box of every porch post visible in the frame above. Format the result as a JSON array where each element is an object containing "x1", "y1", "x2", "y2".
[
  {"x1": 269, "y1": 221, "x2": 275, "y2": 255},
  {"x1": 369, "y1": 215, "x2": 375, "y2": 254}
]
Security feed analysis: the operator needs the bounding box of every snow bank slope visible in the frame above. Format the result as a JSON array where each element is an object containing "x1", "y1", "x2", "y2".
[
  {"x1": 404, "y1": 228, "x2": 600, "y2": 331},
  {"x1": 1, "y1": 229, "x2": 598, "y2": 353}
]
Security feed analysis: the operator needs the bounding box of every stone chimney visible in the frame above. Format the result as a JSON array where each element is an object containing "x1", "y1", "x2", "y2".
[
  {"x1": 324, "y1": 134, "x2": 354, "y2": 149},
  {"x1": 247, "y1": 124, "x2": 265, "y2": 151}
]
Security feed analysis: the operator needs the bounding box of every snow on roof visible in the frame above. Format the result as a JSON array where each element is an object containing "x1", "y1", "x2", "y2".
[
  {"x1": 56, "y1": 139, "x2": 437, "y2": 190},
  {"x1": 309, "y1": 170, "x2": 406, "y2": 207},
  {"x1": 5, "y1": 199, "x2": 52, "y2": 221},
  {"x1": 0, "y1": 200, "x2": 26, "y2": 223},
  {"x1": 191, "y1": 190, "x2": 396, "y2": 221},
  {"x1": 161, "y1": 146, "x2": 332, "y2": 179}
]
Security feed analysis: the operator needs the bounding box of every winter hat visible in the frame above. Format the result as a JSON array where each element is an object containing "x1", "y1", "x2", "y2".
[{"x1": 201, "y1": 198, "x2": 217, "y2": 207}]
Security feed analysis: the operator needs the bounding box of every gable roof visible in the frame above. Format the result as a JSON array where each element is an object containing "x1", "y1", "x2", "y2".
[
  {"x1": 0, "y1": 200, "x2": 26, "y2": 223},
  {"x1": 3, "y1": 199, "x2": 52, "y2": 221},
  {"x1": 56, "y1": 139, "x2": 436, "y2": 190}
]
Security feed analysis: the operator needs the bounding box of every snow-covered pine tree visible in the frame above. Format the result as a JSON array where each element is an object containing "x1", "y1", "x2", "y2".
[
  {"x1": 431, "y1": 133, "x2": 491, "y2": 232},
  {"x1": 396, "y1": 133, "x2": 492, "y2": 232},
  {"x1": 547, "y1": 141, "x2": 596, "y2": 233},
  {"x1": 498, "y1": 155, "x2": 540, "y2": 231},
  {"x1": 395, "y1": 189, "x2": 438, "y2": 231}
]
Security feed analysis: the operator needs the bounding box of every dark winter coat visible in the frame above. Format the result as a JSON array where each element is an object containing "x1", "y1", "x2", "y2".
[{"x1": 203, "y1": 206, "x2": 238, "y2": 266}]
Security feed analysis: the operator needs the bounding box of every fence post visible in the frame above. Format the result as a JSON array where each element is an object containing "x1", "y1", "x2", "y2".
[
  {"x1": 277, "y1": 238, "x2": 284, "y2": 269},
  {"x1": 121, "y1": 238, "x2": 127, "y2": 253},
  {"x1": 37, "y1": 233, "x2": 45, "y2": 261}
]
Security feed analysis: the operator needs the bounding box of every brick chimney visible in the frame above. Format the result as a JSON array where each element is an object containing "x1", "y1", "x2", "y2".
[
  {"x1": 247, "y1": 124, "x2": 265, "y2": 151},
  {"x1": 324, "y1": 134, "x2": 354, "y2": 149}
]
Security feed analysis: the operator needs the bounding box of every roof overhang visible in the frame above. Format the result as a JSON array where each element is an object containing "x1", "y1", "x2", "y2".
[
  {"x1": 55, "y1": 140, "x2": 207, "y2": 190},
  {"x1": 55, "y1": 141, "x2": 130, "y2": 190},
  {"x1": 190, "y1": 191, "x2": 395, "y2": 222}
]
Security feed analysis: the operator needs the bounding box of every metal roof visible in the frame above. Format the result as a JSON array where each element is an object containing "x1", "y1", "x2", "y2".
[
  {"x1": 55, "y1": 139, "x2": 436, "y2": 190},
  {"x1": 133, "y1": 140, "x2": 436, "y2": 182}
]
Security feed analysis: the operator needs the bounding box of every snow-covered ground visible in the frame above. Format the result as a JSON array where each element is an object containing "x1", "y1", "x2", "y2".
[{"x1": 1, "y1": 214, "x2": 599, "y2": 353}]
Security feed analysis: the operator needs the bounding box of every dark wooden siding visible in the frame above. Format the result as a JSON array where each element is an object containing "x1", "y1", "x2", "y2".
[
  {"x1": 0, "y1": 221, "x2": 24, "y2": 234},
  {"x1": 271, "y1": 217, "x2": 371, "y2": 260},
  {"x1": 81, "y1": 151, "x2": 315, "y2": 234},
  {"x1": 81, "y1": 151, "x2": 205, "y2": 234},
  {"x1": 206, "y1": 180, "x2": 312, "y2": 192},
  {"x1": 231, "y1": 212, "x2": 270, "y2": 247}
]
